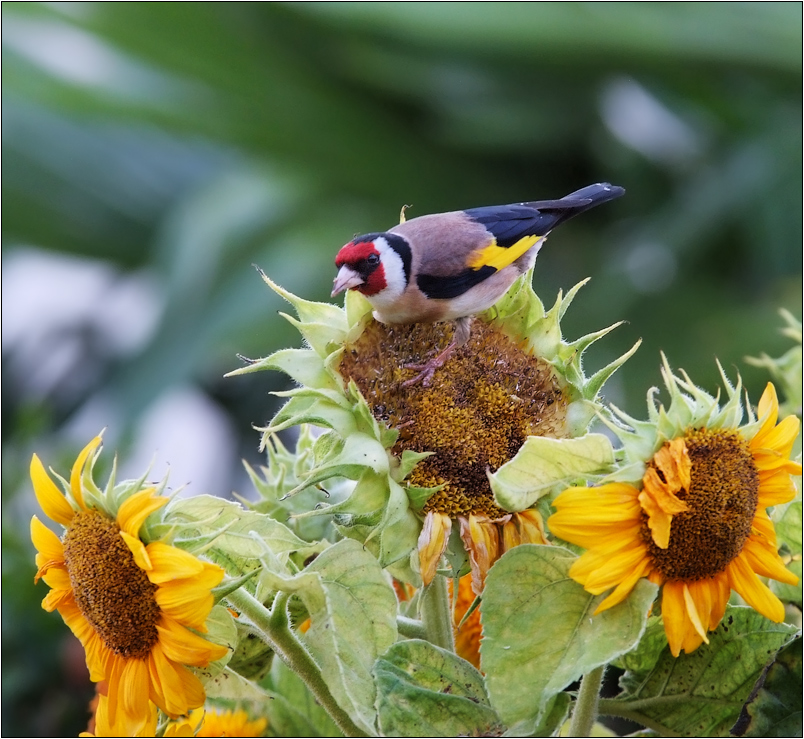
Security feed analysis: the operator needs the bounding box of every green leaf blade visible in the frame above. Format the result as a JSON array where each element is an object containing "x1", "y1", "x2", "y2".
[
  {"x1": 481, "y1": 545, "x2": 656, "y2": 727},
  {"x1": 373, "y1": 639, "x2": 501, "y2": 738}
]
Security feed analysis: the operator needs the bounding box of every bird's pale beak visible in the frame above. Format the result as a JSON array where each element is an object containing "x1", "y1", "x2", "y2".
[{"x1": 331, "y1": 266, "x2": 364, "y2": 296}]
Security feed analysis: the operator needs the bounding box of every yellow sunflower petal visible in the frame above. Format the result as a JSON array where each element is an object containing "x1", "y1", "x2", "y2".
[
  {"x1": 583, "y1": 544, "x2": 652, "y2": 593},
  {"x1": 120, "y1": 531, "x2": 153, "y2": 571},
  {"x1": 638, "y1": 492, "x2": 673, "y2": 549},
  {"x1": 70, "y1": 436, "x2": 102, "y2": 510},
  {"x1": 90, "y1": 694, "x2": 158, "y2": 738},
  {"x1": 31, "y1": 515, "x2": 64, "y2": 560},
  {"x1": 679, "y1": 625, "x2": 707, "y2": 655},
  {"x1": 103, "y1": 656, "x2": 126, "y2": 725},
  {"x1": 753, "y1": 415, "x2": 801, "y2": 461},
  {"x1": 417, "y1": 511, "x2": 452, "y2": 587},
  {"x1": 31, "y1": 455, "x2": 75, "y2": 526},
  {"x1": 149, "y1": 643, "x2": 205, "y2": 718},
  {"x1": 661, "y1": 581, "x2": 692, "y2": 658},
  {"x1": 727, "y1": 554, "x2": 786, "y2": 623},
  {"x1": 144, "y1": 542, "x2": 205, "y2": 584},
  {"x1": 31, "y1": 516, "x2": 65, "y2": 582},
  {"x1": 460, "y1": 514, "x2": 501, "y2": 595},
  {"x1": 593, "y1": 556, "x2": 652, "y2": 614},
  {"x1": 39, "y1": 564, "x2": 72, "y2": 592},
  {"x1": 156, "y1": 616, "x2": 229, "y2": 665},
  {"x1": 553, "y1": 483, "x2": 641, "y2": 508},
  {"x1": 501, "y1": 516, "x2": 519, "y2": 550},
  {"x1": 452, "y1": 575, "x2": 482, "y2": 669},
  {"x1": 515, "y1": 509, "x2": 549, "y2": 545},
  {"x1": 757, "y1": 471, "x2": 798, "y2": 507},
  {"x1": 741, "y1": 536, "x2": 799, "y2": 586},
  {"x1": 43, "y1": 587, "x2": 75, "y2": 612},
  {"x1": 118, "y1": 489, "x2": 168, "y2": 540},
  {"x1": 154, "y1": 566, "x2": 223, "y2": 631},
  {"x1": 681, "y1": 582, "x2": 709, "y2": 645},
  {"x1": 707, "y1": 574, "x2": 731, "y2": 631},
  {"x1": 118, "y1": 657, "x2": 152, "y2": 729},
  {"x1": 752, "y1": 383, "x2": 779, "y2": 447}
]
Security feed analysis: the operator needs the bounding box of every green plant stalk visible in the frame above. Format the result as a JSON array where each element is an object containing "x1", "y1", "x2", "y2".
[
  {"x1": 227, "y1": 588, "x2": 370, "y2": 738},
  {"x1": 568, "y1": 664, "x2": 604, "y2": 737},
  {"x1": 420, "y1": 574, "x2": 454, "y2": 651},
  {"x1": 397, "y1": 615, "x2": 428, "y2": 640}
]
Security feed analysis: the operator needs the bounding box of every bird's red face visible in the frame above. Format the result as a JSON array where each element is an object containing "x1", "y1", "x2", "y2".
[{"x1": 332, "y1": 237, "x2": 387, "y2": 297}]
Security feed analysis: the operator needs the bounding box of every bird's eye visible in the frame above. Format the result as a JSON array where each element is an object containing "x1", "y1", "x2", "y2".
[{"x1": 366, "y1": 253, "x2": 380, "y2": 265}]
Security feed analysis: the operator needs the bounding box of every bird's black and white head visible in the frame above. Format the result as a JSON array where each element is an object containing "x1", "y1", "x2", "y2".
[{"x1": 331, "y1": 232, "x2": 411, "y2": 306}]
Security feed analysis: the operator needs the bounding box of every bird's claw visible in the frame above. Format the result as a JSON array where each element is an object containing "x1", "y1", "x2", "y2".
[
  {"x1": 401, "y1": 361, "x2": 440, "y2": 387},
  {"x1": 402, "y1": 341, "x2": 457, "y2": 387}
]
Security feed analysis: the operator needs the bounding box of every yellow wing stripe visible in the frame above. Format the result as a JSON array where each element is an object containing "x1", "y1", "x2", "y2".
[{"x1": 466, "y1": 234, "x2": 541, "y2": 271}]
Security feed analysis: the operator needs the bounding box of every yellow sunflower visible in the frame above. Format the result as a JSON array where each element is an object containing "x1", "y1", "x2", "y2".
[
  {"x1": 160, "y1": 706, "x2": 268, "y2": 737},
  {"x1": 194, "y1": 707, "x2": 268, "y2": 737},
  {"x1": 549, "y1": 382, "x2": 800, "y2": 657},
  {"x1": 31, "y1": 435, "x2": 230, "y2": 733}
]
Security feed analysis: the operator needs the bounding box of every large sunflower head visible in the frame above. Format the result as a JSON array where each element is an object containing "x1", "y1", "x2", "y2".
[
  {"x1": 31, "y1": 435, "x2": 230, "y2": 735},
  {"x1": 549, "y1": 357, "x2": 801, "y2": 657},
  {"x1": 234, "y1": 269, "x2": 636, "y2": 590}
]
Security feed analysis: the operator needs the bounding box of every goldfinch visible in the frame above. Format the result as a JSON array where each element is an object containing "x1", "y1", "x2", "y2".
[{"x1": 332, "y1": 182, "x2": 624, "y2": 384}]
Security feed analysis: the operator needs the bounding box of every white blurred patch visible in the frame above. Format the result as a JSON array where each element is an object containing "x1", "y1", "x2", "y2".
[
  {"x1": 601, "y1": 78, "x2": 702, "y2": 165},
  {"x1": 624, "y1": 242, "x2": 678, "y2": 294},
  {"x1": 116, "y1": 386, "x2": 238, "y2": 500},
  {"x1": 3, "y1": 14, "x2": 192, "y2": 103},
  {"x1": 2, "y1": 247, "x2": 163, "y2": 397}
]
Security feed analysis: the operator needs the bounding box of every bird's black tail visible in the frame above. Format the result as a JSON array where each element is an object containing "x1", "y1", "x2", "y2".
[{"x1": 522, "y1": 182, "x2": 625, "y2": 229}]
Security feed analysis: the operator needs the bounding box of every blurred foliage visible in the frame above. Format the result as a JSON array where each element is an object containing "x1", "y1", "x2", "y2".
[{"x1": 2, "y1": 3, "x2": 801, "y2": 736}]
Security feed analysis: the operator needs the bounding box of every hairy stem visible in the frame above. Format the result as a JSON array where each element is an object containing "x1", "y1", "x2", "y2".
[
  {"x1": 569, "y1": 664, "x2": 604, "y2": 737},
  {"x1": 227, "y1": 588, "x2": 369, "y2": 738},
  {"x1": 397, "y1": 615, "x2": 428, "y2": 640},
  {"x1": 420, "y1": 574, "x2": 454, "y2": 651}
]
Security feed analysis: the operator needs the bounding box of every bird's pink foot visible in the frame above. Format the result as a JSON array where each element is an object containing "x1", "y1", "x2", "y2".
[{"x1": 402, "y1": 342, "x2": 457, "y2": 387}]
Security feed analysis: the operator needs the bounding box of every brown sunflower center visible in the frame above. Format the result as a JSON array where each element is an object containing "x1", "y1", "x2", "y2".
[
  {"x1": 62, "y1": 510, "x2": 160, "y2": 659},
  {"x1": 339, "y1": 319, "x2": 569, "y2": 518},
  {"x1": 643, "y1": 428, "x2": 760, "y2": 581}
]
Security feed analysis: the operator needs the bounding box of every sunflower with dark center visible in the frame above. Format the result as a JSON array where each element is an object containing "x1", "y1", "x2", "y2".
[
  {"x1": 340, "y1": 318, "x2": 562, "y2": 590},
  {"x1": 549, "y1": 366, "x2": 801, "y2": 657},
  {"x1": 240, "y1": 271, "x2": 636, "y2": 591},
  {"x1": 31, "y1": 436, "x2": 229, "y2": 734}
]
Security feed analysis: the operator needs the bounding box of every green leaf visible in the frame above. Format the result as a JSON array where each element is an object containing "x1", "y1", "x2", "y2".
[
  {"x1": 258, "y1": 539, "x2": 397, "y2": 734},
  {"x1": 373, "y1": 639, "x2": 501, "y2": 738},
  {"x1": 606, "y1": 606, "x2": 799, "y2": 737},
  {"x1": 736, "y1": 636, "x2": 802, "y2": 737},
  {"x1": 771, "y1": 501, "x2": 802, "y2": 607},
  {"x1": 509, "y1": 692, "x2": 572, "y2": 737},
  {"x1": 160, "y1": 494, "x2": 314, "y2": 577},
  {"x1": 482, "y1": 545, "x2": 656, "y2": 727},
  {"x1": 203, "y1": 665, "x2": 274, "y2": 703},
  {"x1": 260, "y1": 271, "x2": 348, "y2": 336},
  {"x1": 251, "y1": 347, "x2": 341, "y2": 390},
  {"x1": 226, "y1": 614, "x2": 274, "y2": 682},
  {"x1": 295, "y1": 432, "x2": 390, "y2": 492},
  {"x1": 489, "y1": 433, "x2": 615, "y2": 510},
  {"x1": 263, "y1": 657, "x2": 344, "y2": 738}
]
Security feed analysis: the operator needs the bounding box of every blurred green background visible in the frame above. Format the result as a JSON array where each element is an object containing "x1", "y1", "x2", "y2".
[{"x1": 2, "y1": 3, "x2": 801, "y2": 736}]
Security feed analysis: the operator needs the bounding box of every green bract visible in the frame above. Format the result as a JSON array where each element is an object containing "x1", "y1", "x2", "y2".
[
  {"x1": 601, "y1": 354, "x2": 757, "y2": 484},
  {"x1": 229, "y1": 268, "x2": 638, "y2": 582}
]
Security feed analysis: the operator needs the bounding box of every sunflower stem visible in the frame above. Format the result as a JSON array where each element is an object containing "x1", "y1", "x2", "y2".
[
  {"x1": 569, "y1": 664, "x2": 605, "y2": 737},
  {"x1": 420, "y1": 574, "x2": 454, "y2": 651},
  {"x1": 397, "y1": 615, "x2": 428, "y2": 640},
  {"x1": 227, "y1": 588, "x2": 369, "y2": 738}
]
